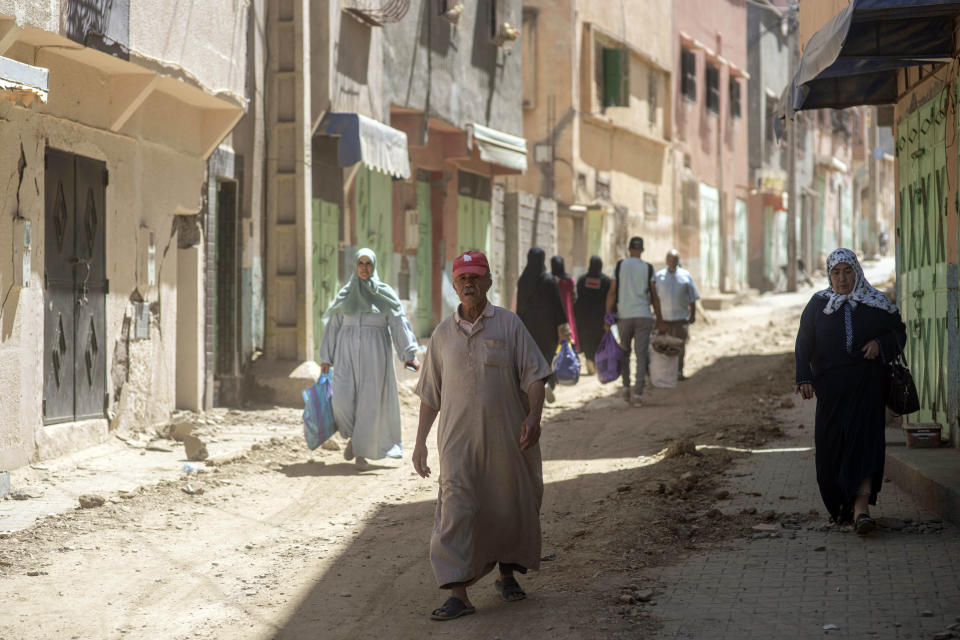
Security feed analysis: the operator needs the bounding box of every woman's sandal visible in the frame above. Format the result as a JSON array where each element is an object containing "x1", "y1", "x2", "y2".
[
  {"x1": 430, "y1": 596, "x2": 476, "y2": 621},
  {"x1": 495, "y1": 576, "x2": 527, "y2": 602},
  {"x1": 855, "y1": 513, "x2": 876, "y2": 536}
]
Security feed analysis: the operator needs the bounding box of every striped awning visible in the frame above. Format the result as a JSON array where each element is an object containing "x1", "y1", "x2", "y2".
[
  {"x1": 469, "y1": 123, "x2": 528, "y2": 173},
  {"x1": 315, "y1": 112, "x2": 411, "y2": 179}
]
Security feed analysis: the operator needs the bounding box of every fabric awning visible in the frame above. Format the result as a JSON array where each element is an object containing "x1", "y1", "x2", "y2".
[
  {"x1": 315, "y1": 112, "x2": 411, "y2": 179},
  {"x1": 782, "y1": 0, "x2": 960, "y2": 116},
  {"x1": 0, "y1": 55, "x2": 48, "y2": 106},
  {"x1": 469, "y1": 123, "x2": 528, "y2": 172}
]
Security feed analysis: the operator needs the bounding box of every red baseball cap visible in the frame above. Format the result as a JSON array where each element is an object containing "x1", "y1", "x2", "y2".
[{"x1": 453, "y1": 251, "x2": 490, "y2": 277}]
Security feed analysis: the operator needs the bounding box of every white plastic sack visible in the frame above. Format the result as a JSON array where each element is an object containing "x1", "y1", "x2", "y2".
[{"x1": 649, "y1": 349, "x2": 678, "y2": 388}]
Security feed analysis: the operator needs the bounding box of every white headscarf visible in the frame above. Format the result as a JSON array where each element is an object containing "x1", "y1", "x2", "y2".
[
  {"x1": 816, "y1": 248, "x2": 898, "y2": 315},
  {"x1": 321, "y1": 248, "x2": 404, "y2": 321}
]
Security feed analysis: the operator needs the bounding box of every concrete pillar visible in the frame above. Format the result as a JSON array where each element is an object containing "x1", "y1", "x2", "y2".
[
  {"x1": 265, "y1": 0, "x2": 313, "y2": 362},
  {"x1": 176, "y1": 245, "x2": 203, "y2": 411}
]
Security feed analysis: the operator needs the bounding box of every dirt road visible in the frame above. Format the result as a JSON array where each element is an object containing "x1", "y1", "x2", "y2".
[{"x1": 1, "y1": 289, "x2": 813, "y2": 640}]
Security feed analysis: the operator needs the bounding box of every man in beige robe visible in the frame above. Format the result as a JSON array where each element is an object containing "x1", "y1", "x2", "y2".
[{"x1": 413, "y1": 250, "x2": 552, "y2": 621}]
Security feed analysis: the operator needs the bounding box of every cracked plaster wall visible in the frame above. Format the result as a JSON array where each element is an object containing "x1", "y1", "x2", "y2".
[{"x1": 0, "y1": 93, "x2": 206, "y2": 469}]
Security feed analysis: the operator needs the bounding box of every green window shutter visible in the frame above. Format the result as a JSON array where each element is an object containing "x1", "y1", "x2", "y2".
[{"x1": 603, "y1": 48, "x2": 629, "y2": 108}]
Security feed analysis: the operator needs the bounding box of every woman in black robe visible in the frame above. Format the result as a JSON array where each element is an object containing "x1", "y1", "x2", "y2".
[
  {"x1": 516, "y1": 247, "x2": 567, "y2": 401},
  {"x1": 794, "y1": 248, "x2": 906, "y2": 535},
  {"x1": 573, "y1": 256, "x2": 610, "y2": 373}
]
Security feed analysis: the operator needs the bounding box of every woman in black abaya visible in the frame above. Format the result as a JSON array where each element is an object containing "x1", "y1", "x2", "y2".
[
  {"x1": 516, "y1": 247, "x2": 567, "y2": 402},
  {"x1": 794, "y1": 248, "x2": 906, "y2": 535},
  {"x1": 573, "y1": 256, "x2": 611, "y2": 374}
]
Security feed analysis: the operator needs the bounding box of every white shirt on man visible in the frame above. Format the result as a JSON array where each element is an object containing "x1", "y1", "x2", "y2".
[{"x1": 653, "y1": 267, "x2": 700, "y2": 322}]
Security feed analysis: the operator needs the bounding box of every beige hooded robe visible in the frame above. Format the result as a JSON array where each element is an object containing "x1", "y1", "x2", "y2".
[{"x1": 416, "y1": 303, "x2": 553, "y2": 588}]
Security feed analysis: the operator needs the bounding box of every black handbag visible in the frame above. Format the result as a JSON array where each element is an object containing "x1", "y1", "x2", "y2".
[{"x1": 886, "y1": 349, "x2": 920, "y2": 415}]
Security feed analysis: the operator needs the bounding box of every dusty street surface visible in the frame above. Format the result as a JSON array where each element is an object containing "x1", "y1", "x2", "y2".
[{"x1": 0, "y1": 282, "x2": 890, "y2": 640}]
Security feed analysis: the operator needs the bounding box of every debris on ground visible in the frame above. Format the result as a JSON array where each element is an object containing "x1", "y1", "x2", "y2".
[
  {"x1": 170, "y1": 421, "x2": 195, "y2": 442},
  {"x1": 181, "y1": 484, "x2": 203, "y2": 496},
  {"x1": 78, "y1": 495, "x2": 105, "y2": 509},
  {"x1": 183, "y1": 435, "x2": 209, "y2": 461},
  {"x1": 663, "y1": 439, "x2": 700, "y2": 458}
]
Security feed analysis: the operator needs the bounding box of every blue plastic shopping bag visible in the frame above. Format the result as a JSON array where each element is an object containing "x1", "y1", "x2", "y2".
[
  {"x1": 302, "y1": 373, "x2": 337, "y2": 450},
  {"x1": 553, "y1": 340, "x2": 581, "y2": 386}
]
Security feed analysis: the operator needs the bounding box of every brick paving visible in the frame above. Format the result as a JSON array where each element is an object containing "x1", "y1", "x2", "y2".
[{"x1": 646, "y1": 404, "x2": 960, "y2": 640}]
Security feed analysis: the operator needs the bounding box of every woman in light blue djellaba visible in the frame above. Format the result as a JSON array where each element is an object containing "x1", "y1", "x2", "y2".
[{"x1": 319, "y1": 249, "x2": 420, "y2": 468}]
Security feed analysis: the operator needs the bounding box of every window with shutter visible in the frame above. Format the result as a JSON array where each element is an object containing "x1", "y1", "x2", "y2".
[
  {"x1": 602, "y1": 48, "x2": 630, "y2": 108},
  {"x1": 706, "y1": 64, "x2": 720, "y2": 114},
  {"x1": 729, "y1": 77, "x2": 741, "y2": 119},
  {"x1": 648, "y1": 69, "x2": 658, "y2": 125},
  {"x1": 681, "y1": 48, "x2": 696, "y2": 101}
]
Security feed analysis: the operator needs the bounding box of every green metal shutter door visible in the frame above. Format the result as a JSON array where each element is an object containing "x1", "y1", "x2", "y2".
[
  {"x1": 815, "y1": 175, "x2": 826, "y2": 263},
  {"x1": 475, "y1": 197, "x2": 491, "y2": 256},
  {"x1": 734, "y1": 198, "x2": 748, "y2": 287},
  {"x1": 354, "y1": 166, "x2": 394, "y2": 286},
  {"x1": 457, "y1": 195, "x2": 473, "y2": 255},
  {"x1": 370, "y1": 169, "x2": 393, "y2": 286},
  {"x1": 587, "y1": 210, "x2": 604, "y2": 259},
  {"x1": 698, "y1": 183, "x2": 720, "y2": 289},
  {"x1": 312, "y1": 199, "x2": 339, "y2": 348},
  {"x1": 415, "y1": 181, "x2": 432, "y2": 336},
  {"x1": 899, "y1": 89, "x2": 950, "y2": 431}
]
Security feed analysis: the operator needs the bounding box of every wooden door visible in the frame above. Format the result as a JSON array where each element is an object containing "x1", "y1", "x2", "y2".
[
  {"x1": 214, "y1": 180, "x2": 238, "y2": 379},
  {"x1": 43, "y1": 149, "x2": 106, "y2": 424}
]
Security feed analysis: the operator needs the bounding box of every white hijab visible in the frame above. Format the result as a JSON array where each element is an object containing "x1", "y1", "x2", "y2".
[{"x1": 816, "y1": 248, "x2": 898, "y2": 315}]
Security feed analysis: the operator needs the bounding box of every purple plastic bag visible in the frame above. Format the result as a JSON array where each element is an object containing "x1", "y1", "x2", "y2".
[{"x1": 595, "y1": 313, "x2": 624, "y2": 384}]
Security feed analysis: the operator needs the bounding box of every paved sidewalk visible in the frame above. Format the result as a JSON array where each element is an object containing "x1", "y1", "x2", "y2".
[{"x1": 646, "y1": 398, "x2": 960, "y2": 640}]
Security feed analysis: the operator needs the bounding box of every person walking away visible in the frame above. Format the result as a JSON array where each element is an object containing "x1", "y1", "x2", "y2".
[
  {"x1": 318, "y1": 248, "x2": 420, "y2": 469},
  {"x1": 794, "y1": 248, "x2": 906, "y2": 535},
  {"x1": 413, "y1": 251, "x2": 552, "y2": 621},
  {"x1": 652, "y1": 249, "x2": 700, "y2": 381},
  {"x1": 551, "y1": 255, "x2": 579, "y2": 350},
  {"x1": 574, "y1": 256, "x2": 610, "y2": 375},
  {"x1": 606, "y1": 236, "x2": 658, "y2": 406},
  {"x1": 516, "y1": 246, "x2": 568, "y2": 403}
]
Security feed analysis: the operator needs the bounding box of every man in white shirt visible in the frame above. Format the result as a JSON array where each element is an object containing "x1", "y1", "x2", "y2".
[
  {"x1": 606, "y1": 236, "x2": 659, "y2": 405},
  {"x1": 652, "y1": 249, "x2": 700, "y2": 380}
]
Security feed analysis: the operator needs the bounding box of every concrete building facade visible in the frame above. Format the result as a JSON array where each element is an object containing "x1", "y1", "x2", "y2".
[
  {"x1": 746, "y1": 0, "x2": 798, "y2": 291},
  {"x1": 0, "y1": 2, "x2": 246, "y2": 469},
  {"x1": 515, "y1": 0, "x2": 674, "y2": 277},
  {"x1": 385, "y1": 0, "x2": 541, "y2": 326},
  {"x1": 674, "y1": 0, "x2": 750, "y2": 293}
]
